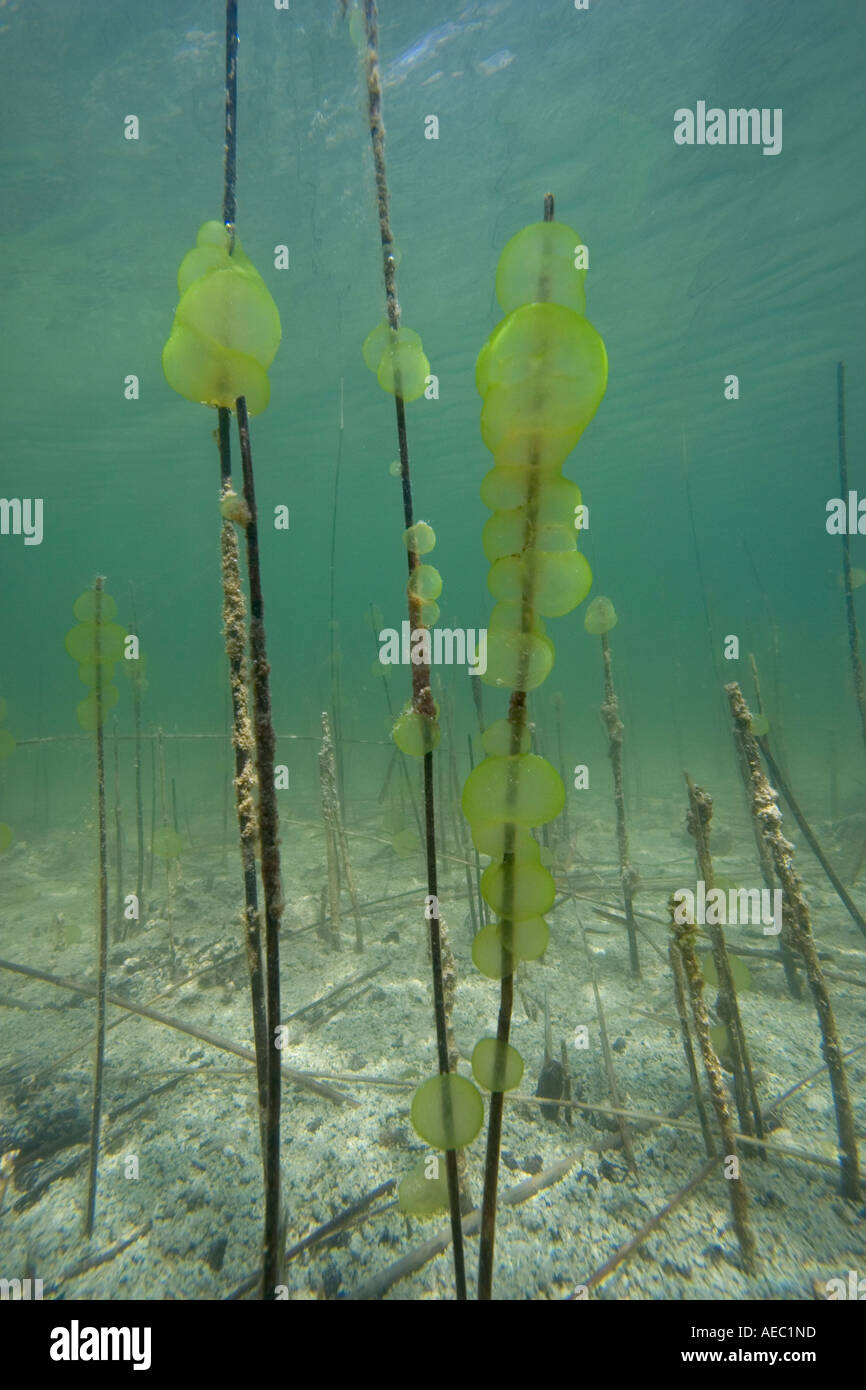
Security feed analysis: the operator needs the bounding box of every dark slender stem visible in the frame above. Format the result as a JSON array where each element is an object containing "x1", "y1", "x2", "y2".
[
  {"x1": 128, "y1": 584, "x2": 144, "y2": 924},
  {"x1": 217, "y1": 410, "x2": 268, "y2": 1159},
  {"x1": 237, "y1": 395, "x2": 284, "y2": 1298},
  {"x1": 84, "y1": 576, "x2": 109, "y2": 1237},
  {"x1": 836, "y1": 361, "x2": 866, "y2": 749},
  {"x1": 113, "y1": 721, "x2": 123, "y2": 943},
  {"x1": 600, "y1": 633, "x2": 640, "y2": 975},
  {"x1": 223, "y1": 0, "x2": 238, "y2": 248},
  {"x1": 329, "y1": 380, "x2": 345, "y2": 804},
  {"x1": 362, "y1": 0, "x2": 466, "y2": 1300}
]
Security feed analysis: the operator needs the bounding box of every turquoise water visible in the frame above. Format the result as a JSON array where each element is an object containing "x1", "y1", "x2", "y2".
[{"x1": 0, "y1": 0, "x2": 864, "y2": 1302}]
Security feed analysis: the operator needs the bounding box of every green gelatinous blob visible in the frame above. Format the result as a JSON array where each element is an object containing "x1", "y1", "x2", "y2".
[
  {"x1": 392, "y1": 828, "x2": 421, "y2": 857},
  {"x1": 481, "y1": 626, "x2": 554, "y2": 691},
  {"x1": 76, "y1": 686, "x2": 120, "y2": 731},
  {"x1": 388, "y1": 458, "x2": 402, "y2": 477},
  {"x1": 65, "y1": 621, "x2": 127, "y2": 665},
  {"x1": 410, "y1": 1073, "x2": 484, "y2": 1150},
  {"x1": 481, "y1": 368, "x2": 605, "y2": 456},
  {"x1": 701, "y1": 951, "x2": 752, "y2": 993},
  {"x1": 471, "y1": 821, "x2": 540, "y2": 862},
  {"x1": 404, "y1": 521, "x2": 436, "y2": 555},
  {"x1": 0, "y1": 823, "x2": 12, "y2": 853},
  {"x1": 481, "y1": 717, "x2": 531, "y2": 757},
  {"x1": 362, "y1": 320, "x2": 394, "y2": 370},
  {"x1": 482, "y1": 510, "x2": 575, "y2": 563},
  {"x1": 0, "y1": 729, "x2": 15, "y2": 759},
  {"x1": 749, "y1": 713, "x2": 770, "y2": 736},
  {"x1": 78, "y1": 662, "x2": 116, "y2": 687},
  {"x1": 472, "y1": 922, "x2": 515, "y2": 979},
  {"x1": 480, "y1": 467, "x2": 534, "y2": 511},
  {"x1": 398, "y1": 1157, "x2": 450, "y2": 1216},
  {"x1": 418, "y1": 599, "x2": 440, "y2": 626},
  {"x1": 491, "y1": 430, "x2": 578, "y2": 476},
  {"x1": 73, "y1": 590, "x2": 118, "y2": 622},
  {"x1": 162, "y1": 221, "x2": 281, "y2": 416},
  {"x1": 489, "y1": 550, "x2": 592, "y2": 618},
  {"x1": 478, "y1": 303, "x2": 601, "y2": 395},
  {"x1": 370, "y1": 656, "x2": 392, "y2": 679},
  {"x1": 508, "y1": 915, "x2": 549, "y2": 961},
  {"x1": 472, "y1": 1038, "x2": 524, "y2": 1093},
  {"x1": 220, "y1": 490, "x2": 251, "y2": 526},
  {"x1": 495, "y1": 221, "x2": 587, "y2": 314},
  {"x1": 376, "y1": 327, "x2": 430, "y2": 403},
  {"x1": 392, "y1": 706, "x2": 440, "y2": 757},
  {"x1": 463, "y1": 753, "x2": 565, "y2": 828},
  {"x1": 472, "y1": 917, "x2": 549, "y2": 979},
  {"x1": 408, "y1": 564, "x2": 442, "y2": 602},
  {"x1": 481, "y1": 859, "x2": 556, "y2": 918},
  {"x1": 489, "y1": 599, "x2": 547, "y2": 636},
  {"x1": 584, "y1": 595, "x2": 618, "y2": 635},
  {"x1": 153, "y1": 826, "x2": 183, "y2": 859},
  {"x1": 481, "y1": 466, "x2": 584, "y2": 517}
]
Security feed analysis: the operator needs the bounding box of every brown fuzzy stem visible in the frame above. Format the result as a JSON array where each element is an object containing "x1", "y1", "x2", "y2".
[{"x1": 726, "y1": 682, "x2": 861, "y2": 1202}]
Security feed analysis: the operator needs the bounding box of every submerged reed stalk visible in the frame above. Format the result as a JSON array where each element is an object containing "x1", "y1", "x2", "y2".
[
  {"x1": 127, "y1": 585, "x2": 145, "y2": 928},
  {"x1": 684, "y1": 774, "x2": 763, "y2": 1146},
  {"x1": 320, "y1": 712, "x2": 363, "y2": 952},
  {"x1": 669, "y1": 898, "x2": 758, "y2": 1274},
  {"x1": 360, "y1": 0, "x2": 467, "y2": 1299},
  {"x1": 835, "y1": 361, "x2": 866, "y2": 749},
  {"x1": 219, "y1": 452, "x2": 269, "y2": 1156},
  {"x1": 236, "y1": 397, "x2": 286, "y2": 1297},
  {"x1": 586, "y1": 601, "x2": 639, "y2": 975},
  {"x1": 726, "y1": 682, "x2": 861, "y2": 1201},
  {"x1": 159, "y1": 0, "x2": 286, "y2": 1296},
  {"x1": 85, "y1": 576, "x2": 109, "y2": 1238},
  {"x1": 463, "y1": 193, "x2": 605, "y2": 1298}
]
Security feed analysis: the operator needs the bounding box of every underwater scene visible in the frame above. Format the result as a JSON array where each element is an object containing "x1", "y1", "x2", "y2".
[{"x1": 1, "y1": 0, "x2": 865, "y2": 1309}]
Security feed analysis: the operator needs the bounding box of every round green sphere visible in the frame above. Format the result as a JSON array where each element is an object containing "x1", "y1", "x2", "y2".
[{"x1": 410, "y1": 1073, "x2": 484, "y2": 1150}]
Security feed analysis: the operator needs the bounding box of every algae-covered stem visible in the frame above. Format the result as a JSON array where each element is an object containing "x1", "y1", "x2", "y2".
[
  {"x1": 84, "y1": 575, "x2": 109, "y2": 1237},
  {"x1": 668, "y1": 900, "x2": 758, "y2": 1275},
  {"x1": 725, "y1": 682, "x2": 861, "y2": 1202},
  {"x1": 218, "y1": 0, "x2": 283, "y2": 1298},
  {"x1": 684, "y1": 774, "x2": 762, "y2": 1147},
  {"x1": 749, "y1": 653, "x2": 866, "y2": 944},
  {"x1": 218, "y1": 408, "x2": 268, "y2": 1155},
  {"x1": 478, "y1": 192, "x2": 553, "y2": 1301},
  {"x1": 128, "y1": 584, "x2": 145, "y2": 928},
  {"x1": 237, "y1": 397, "x2": 285, "y2": 1296},
  {"x1": 836, "y1": 362, "x2": 866, "y2": 750},
  {"x1": 362, "y1": 0, "x2": 467, "y2": 1300},
  {"x1": 599, "y1": 630, "x2": 640, "y2": 975}
]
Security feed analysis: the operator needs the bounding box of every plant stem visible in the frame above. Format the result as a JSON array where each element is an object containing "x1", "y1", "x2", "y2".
[
  {"x1": 361, "y1": 0, "x2": 466, "y2": 1299},
  {"x1": 237, "y1": 395, "x2": 285, "y2": 1297},
  {"x1": 84, "y1": 576, "x2": 109, "y2": 1238}
]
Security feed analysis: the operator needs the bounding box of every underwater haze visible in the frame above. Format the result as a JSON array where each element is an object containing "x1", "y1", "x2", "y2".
[{"x1": 1, "y1": 0, "x2": 865, "y2": 1307}]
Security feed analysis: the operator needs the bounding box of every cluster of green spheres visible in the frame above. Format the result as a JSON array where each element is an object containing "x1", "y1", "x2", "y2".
[
  {"x1": 162, "y1": 221, "x2": 282, "y2": 417},
  {"x1": 390, "y1": 519, "x2": 444, "y2": 760},
  {"x1": 476, "y1": 220, "x2": 607, "y2": 690},
  {"x1": 64, "y1": 587, "x2": 127, "y2": 731},
  {"x1": 362, "y1": 319, "x2": 430, "y2": 404},
  {"x1": 399, "y1": 219, "x2": 607, "y2": 1214}
]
